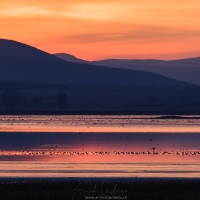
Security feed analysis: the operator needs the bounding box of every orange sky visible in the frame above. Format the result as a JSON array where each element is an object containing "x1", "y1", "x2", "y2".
[{"x1": 1, "y1": 0, "x2": 200, "y2": 60}]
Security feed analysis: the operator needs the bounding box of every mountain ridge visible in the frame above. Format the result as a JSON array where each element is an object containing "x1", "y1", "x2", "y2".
[
  {"x1": 0, "y1": 39, "x2": 193, "y2": 87},
  {"x1": 54, "y1": 53, "x2": 88, "y2": 64},
  {"x1": 1, "y1": 39, "x2": 200, "y2": 112},
  {"x1": 54, "y1": 53, "x2": 200, "y2": 85}
]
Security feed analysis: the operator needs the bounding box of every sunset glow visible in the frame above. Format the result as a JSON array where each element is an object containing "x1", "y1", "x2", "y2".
[{"x1": 1, "y1": 0, "x2": 200, "y2": 60}]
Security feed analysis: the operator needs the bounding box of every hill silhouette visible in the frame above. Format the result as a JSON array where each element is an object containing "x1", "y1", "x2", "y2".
[
  {"x1": 54, "y1": 53, "x2": 88, "y2": 64},
  {"x1": 1, "y1": 39, "x2": 200, "y2": 113},
  {"x1": 0, "y1": 39, "x2": 193, "y2": 87},
  {"x1": 54, "y1": 53, "x2": 200, "y2": 86},
  {"x1": 92, "y1": 58, "x2": 200, "y2": 86}
]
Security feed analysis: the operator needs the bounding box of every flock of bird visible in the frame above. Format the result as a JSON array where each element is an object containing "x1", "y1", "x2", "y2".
[
  {"x1": 0, "y1": 145, "x2": 200, "y2": 157},
  {"x1": 0, "y1": 116, "x2": 200, "y2": 160},
  {"x1": 1, "y1": 115, "x2": 200, "y2": 129}
]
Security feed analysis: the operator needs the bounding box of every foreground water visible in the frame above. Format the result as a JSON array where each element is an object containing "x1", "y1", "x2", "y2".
[{"x1": 0, "y1": 115, "x2": 199, "y2": 178}]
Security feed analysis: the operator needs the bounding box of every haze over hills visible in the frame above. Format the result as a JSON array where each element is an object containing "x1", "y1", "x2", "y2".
[
  {"x1": 92, "y1": 58, "x2": 200, "y2": 86},
  {"x1": 1, "y1": 39, "x2": 200, "y2": 113},
  {"x1": 54, "y1": 53, "x2": 200, "y2": 86}
]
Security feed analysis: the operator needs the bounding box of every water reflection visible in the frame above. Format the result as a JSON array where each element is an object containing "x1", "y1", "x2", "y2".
[
  {"x1": 0, "y1": 115, "x2": 200, "y2": 133},
  {"x1": 0, "y1": 162, "x2": 199, "y2": 178},
  {"x1": 0, "y1": 115, "x2": 200, "y2": 178}
]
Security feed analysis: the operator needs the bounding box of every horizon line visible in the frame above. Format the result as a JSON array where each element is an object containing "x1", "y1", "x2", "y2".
[
  {"x1": 53, "y1": 52, "x2": 200, "y2": 62},
  {"x1": 1, "y1": 38, "x2": 200, "y2": 62}
]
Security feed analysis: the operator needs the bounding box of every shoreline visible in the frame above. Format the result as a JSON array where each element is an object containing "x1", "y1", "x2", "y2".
[
  {"x1": 1, "y1": 110, "x2": 200, "y2": 115},
  {"x1": 0, "y1": 177, "x2": 200, "y2": 200},
  {"x1": 0, "y1": 176, "x2": 200, "y2": 181}
]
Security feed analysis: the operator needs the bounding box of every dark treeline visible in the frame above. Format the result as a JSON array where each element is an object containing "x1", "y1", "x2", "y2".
[
  {"x1": 0, "y1": 89, "x2": 68, "y2": 111},
  {"x1": 1, "y1": 84, "x2": 200, "y2": 114},
  {"x1": 0, "y1": 82, "x2": 70, "y2": 90}
]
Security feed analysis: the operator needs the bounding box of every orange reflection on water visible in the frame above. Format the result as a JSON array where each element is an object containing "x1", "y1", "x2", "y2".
[
  {"x1": 1, "y1": 124, "x2": 200, "y2": 133},
  {"x1": 1, "y1": 147, "x2": 200, "y2": 163},
  {"x1": 0, "y1": 115, "x2": 200, "y2": 133},
  {"x1": 0, "y1": 115, "x2": 200, "y2": 178},
  {"x1": 0, "y1": 161, "x2": 200, "y2": 178}
]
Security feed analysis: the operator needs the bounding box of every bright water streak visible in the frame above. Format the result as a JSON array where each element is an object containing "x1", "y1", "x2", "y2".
[{"x1": 0, "y1": 162, "x2": 200, "y2": 178}]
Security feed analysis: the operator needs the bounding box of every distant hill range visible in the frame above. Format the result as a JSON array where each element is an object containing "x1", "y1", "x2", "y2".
[
  {"x1": 54, "y1": 53, "x2": 200, "y2": 86},
  {"x1": 54, "y1": 53, "x2": 88, "y2": 64},
  {"x1": 0, "y1": 39, "x2": 192, "y2": 87},
  {"x1": 0, "y1": 39, "x2": 200, "y2": 113}
]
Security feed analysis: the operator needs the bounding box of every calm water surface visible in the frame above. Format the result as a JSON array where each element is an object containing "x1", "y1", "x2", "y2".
[{"x1": 0, "y1": 115, "x2": 199, "y2": 178}]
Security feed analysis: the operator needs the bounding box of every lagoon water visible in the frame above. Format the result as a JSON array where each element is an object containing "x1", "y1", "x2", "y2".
[{"x1": 0, "y1": 115, "x2": 200, "y2": 178}]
